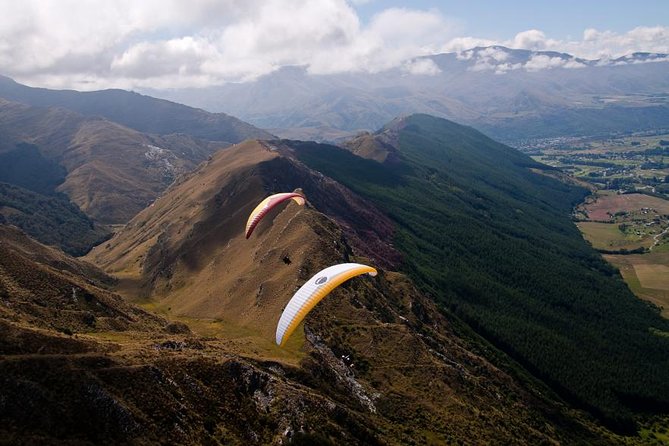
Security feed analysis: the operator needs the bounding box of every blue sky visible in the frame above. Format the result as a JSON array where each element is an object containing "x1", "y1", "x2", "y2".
[{"x1": 353, "y1": 0, "x2": 669, "y2": 40}]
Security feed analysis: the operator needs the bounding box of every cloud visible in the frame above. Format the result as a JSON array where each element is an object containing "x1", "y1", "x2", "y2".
[
  {"x1": 507, "y1": 26, "x2": 669, "y2": 59},
  {"x1": 1, "y1": 1, "x2": 668, "y2": 89},
  {"x1": 1, "y1": 0, "x2": 459, "y2": 89},
  {"x1": 510, "y1": 30, "x2": 557, "y2": 51},
  {"x1": 307, "y1": 7, "x2": 458, "y2": 74},
  {"x1": 403, "y1": 58, "x2": 441, "y2": 75},
  {"x1": 443, "y1": 26, "x2": 669, "y2": 61},
  {"x1": 524, "y1": 55, "x2": 585, "y2": 71},
  {"x1": 462, "y1": 46, "x2": 588, "y2": 74},
  {"x1": 446, "y1": 27, "x2": 668, "y2": 75},
  {"x1": 446, "y1": 37, "x2": 498, "y2": 55},
  {"x1": 577, "y1": 26, "x2": 669, "y2": 58}
]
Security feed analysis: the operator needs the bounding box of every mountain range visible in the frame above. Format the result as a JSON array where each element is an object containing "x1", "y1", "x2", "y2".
[
  {"x1": 83, "y1": 115, "x2": 669, "y2": 441},
  {"x1": 143, "y1": 46, "x2": 669, "y2": 144},
  {"x1": 0, "y1": 80, "x2": 271, "y2": 252},
  {"x1": 287, "y1": 115, "x2": 669, "y2": 430},
  {"x1": 1, "y1": 72, "x2": 668, "y2": 444},
  {"x1": 0, "y1": 181, "x2": 607, "y2": 444},
  {"x1": 0, "y1": 75, "x2": 272, "y2": 144}
]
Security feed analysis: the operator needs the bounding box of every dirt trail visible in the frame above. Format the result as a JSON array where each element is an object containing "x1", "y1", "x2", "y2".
[{"x1": 651, "y1": 226, "x2": 669, "y2": 250}]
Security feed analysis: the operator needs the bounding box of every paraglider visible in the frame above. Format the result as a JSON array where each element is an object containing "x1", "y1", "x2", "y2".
[
  {"x1": 275, "y1": 263, "x2": 377, "y2": 346},
  {"x1": 245, "y1": 192, "x2": 306, "y2": 239}
]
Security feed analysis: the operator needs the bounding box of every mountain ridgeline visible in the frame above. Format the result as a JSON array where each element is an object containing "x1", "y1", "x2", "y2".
[
  {"x1": 0, "y1": 75, "x2": 273, "y2": 143},
  {"x1": 146, "y1": 46, "x2": 669, "y2": 144},
  {"x1": 0, "y1": 97, "x2": 237, "y2": 231},
  {"x1": 287, "y1": 114, "x2": 669, "y2": 430},
  {"x1": 1, "y1": 74, "x2": 667, "y2": 444},
  {"x1": 0, "y1": 76, "x2": 274, "y2": 248},
  {"x1": 83, "y1": 139, "x2": 615, "y2": 444}
]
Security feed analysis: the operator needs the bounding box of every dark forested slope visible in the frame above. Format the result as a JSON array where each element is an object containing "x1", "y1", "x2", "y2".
[{"x1": 288, "y1": 114, "x2": 669, "y2": 430}]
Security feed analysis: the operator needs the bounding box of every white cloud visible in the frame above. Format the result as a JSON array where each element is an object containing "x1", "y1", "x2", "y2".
[
  {"x1": 467, "y1": 47, "x2": 524, "y2": 74},
  {"x1": 493, "y1": 62, "x2": 523, "y2": 74},
  {"x1": 451, "y1": 26, "x2": 669, "y2": 74},
  {"x1": 510, "y1": 30, "x2": 557, "y2": 51},
  {"x1": 1, "y1": 1, "x2": 668, "y2": 89},
  {"x1": 563, "y1": 59, "x2": 587, "y2": 69},
  {"x1": 505, "y1": 26, "x2": 669, "y2": 59},
  {"x1": 403, "y1": 58, "x2": 441, "y2": 75},
  {"x1": 445, "y1": 37, "x2": 498, "y2": 54},
  {"x1": 308, "y1": 8, "x2": 458, "y2": 74},
  {"x1": 525, "y1": 55, "x2": 570, "y2": 71},
  {"x1": 1, "y1": 0, "x2": 461, "y2": 89},
  {"x1": 478, "y1": 47, "x2": 509, "y2": 62}
]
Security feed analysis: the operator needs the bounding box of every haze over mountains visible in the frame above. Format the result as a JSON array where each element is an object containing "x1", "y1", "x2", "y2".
[{"x1": 145, "y1": 46, "x2": 669, "y2": 144}]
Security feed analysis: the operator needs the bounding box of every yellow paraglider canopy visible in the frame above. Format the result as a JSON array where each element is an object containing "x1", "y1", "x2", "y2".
[{"x1": 275, "y1": 263, "x2": 377, "y2": 346}]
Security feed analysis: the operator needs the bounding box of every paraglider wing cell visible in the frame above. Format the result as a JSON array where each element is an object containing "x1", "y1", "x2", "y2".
[
  {"x1": 275, "y1": 263, "x2": 377, "y2": 346},
  {"x1": 245, "y1": 192, "x2": 306, "y2": 239}
]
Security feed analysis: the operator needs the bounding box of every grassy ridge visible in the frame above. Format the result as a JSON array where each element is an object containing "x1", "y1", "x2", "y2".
[{"x1": 290, "y1": 114, "x2": 669, "y2": 430}]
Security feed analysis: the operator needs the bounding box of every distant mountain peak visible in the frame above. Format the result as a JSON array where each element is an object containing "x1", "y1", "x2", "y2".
[{"x1": 458, "y1": 45, "x2": 668, "y2": 69}]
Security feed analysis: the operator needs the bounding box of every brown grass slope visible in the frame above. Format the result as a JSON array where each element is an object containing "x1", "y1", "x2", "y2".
[
  {"x1": 1, "y1": 225, "x2": 414, "y2": 445},
  {"x1": 0, "y1": 225, "x2": 169, "y2": 347},
  {"x1": 343, "y1": 125, "x2": 402, "y2": 164},
  {"x1": 0, "y1": 98, "x2": 225, "y2": 224},
  {"x1": 85, "y1": 140, "x2": 618, "y2": 444}
]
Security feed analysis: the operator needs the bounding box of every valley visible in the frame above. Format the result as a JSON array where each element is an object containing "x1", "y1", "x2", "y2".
[{"x1": 528, "y1": 133, "x2": 669, "y2": 317}]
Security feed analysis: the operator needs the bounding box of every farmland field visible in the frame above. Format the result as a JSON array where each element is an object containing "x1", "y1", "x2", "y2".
[
  {"x1": 575, "y1": 189, "x2": 669, "y2": 316},
  {"x1": 605, "y1": 246, "x2": 669, "y2": 317},
  {"x1": 579, "y1": 192, "x2": 669, "y2": 221},
  {"x1": 635, "y1": 264, "x2": 669, "y2": 290},
  {"x1": 577, "y1": 221, "x2": 651, "y2": 250},
  {"x1": 528, "y1": 132, "x2": 669, "y2": 203},
  {"x1": 538, "y1": 132, "x2": 669, "y2": 317},
  {"x1": 575, "y1": 190, "x2": 669, "y2": 254}
]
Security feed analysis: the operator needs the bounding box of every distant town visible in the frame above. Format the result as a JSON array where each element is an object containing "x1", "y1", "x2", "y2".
[{"x1": 522, "y1": 131, "x2": 669, "y2": 198}]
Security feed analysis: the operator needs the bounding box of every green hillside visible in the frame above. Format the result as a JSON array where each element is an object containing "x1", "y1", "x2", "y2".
[
  {"x1": 288, "y1": 114, "x2": 669, "y2": 431},
  {"x1": 0, "y1": 182, "x2": 109, "y2": 256}
]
